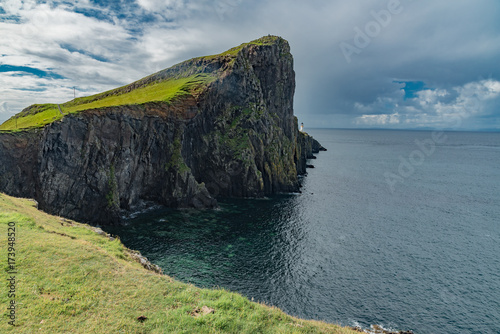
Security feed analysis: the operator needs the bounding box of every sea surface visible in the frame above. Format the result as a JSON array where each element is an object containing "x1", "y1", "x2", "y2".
[{"x1": 105, "y1": 129, "x2": 500, "y2": 334}]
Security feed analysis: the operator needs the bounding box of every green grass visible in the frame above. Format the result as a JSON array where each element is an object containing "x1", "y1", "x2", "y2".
[
  {"x1": 0, "y1": 104, "x2": 61, "y2": 131},
  {"x1": 0, "y1": 74, "x2": 215, "y2": 131},
  {"x1": 201, "y1": 35, "x2": 283, "y2": 62},
  {"x1": 0, "y1": 193, "x2": 358, "y2": 333},
  {"x1": 0, "y1": 35, "x2": 285, "y2": 132},
  {"x1": 63, "y1": 74, "x2": 215, "y2": 112},
  {"x1": 165, "y1": 136, "x2": 191, "y2": 174}
]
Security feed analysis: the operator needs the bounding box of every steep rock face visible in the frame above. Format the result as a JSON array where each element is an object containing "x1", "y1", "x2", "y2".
[
  {"x1": 294, "y1": 123, "x2": 326, "y2": 175},
  {"x1": 0, "y1": 36, "x2": 323, "y2": 225},
  {"x1": 184, "y1": 38, "x2": 298, "y2": 197},
  {"x1": 0, "y1": 130, "x2": 42, "y2": 199},
  {"x1": 37, "y1": 106, "x2": 216, "y2": 222}
]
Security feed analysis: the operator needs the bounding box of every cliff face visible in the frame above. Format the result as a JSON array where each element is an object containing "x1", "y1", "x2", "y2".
[{"x1": 0, "y1": 36, "x2": 323, "y2": 225}]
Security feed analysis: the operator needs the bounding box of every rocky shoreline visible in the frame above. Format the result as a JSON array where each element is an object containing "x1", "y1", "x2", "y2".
[{"x1": 351, "y1": 324, "x2": 414, "y2": 334}]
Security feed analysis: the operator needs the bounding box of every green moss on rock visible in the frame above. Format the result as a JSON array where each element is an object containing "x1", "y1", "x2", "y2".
[{"x1": 165, "y1": 131, "x2": 191, "y2": 174}]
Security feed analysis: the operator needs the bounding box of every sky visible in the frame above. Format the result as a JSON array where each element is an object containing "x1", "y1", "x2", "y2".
[{"x1": 1, "y1": 0, "x2": 500, "y2": 130}]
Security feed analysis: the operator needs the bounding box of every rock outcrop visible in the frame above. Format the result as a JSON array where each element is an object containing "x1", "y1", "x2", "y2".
[{"x1": 0, "y1": 36, "x2": 323, "y2": 225}]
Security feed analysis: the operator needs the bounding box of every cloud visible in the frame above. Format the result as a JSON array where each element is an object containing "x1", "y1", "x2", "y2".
[
  {"x1": 0, "y1": 64, "x2": 65, "y2": 79},
  {"x1": 290, "y1": 0, "x2": 500, "y2": 129},
  {"x1": 354, "y1": 79, "x2": 500, "y2": 129},
  {"x1": 356, "y1": 113, "x2": 401, "y2": 126},
  {"x1": 0, "y1": 101, "x2": 9, "y2": 114},
  {"x1": 415, "y1": 89, "x2": 449, "y2": 107},
  {"x1": 0, "y1": 0, "x2": 499, "y2": 129},
  {"x1": 136, "y1": 0, "x2": 184, "y2": 13}
]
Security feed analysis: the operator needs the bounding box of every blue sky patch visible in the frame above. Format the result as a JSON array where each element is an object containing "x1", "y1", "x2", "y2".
[
  {"x1": 60, "y1": 44, "x2": 110, "y2": 63},
  {"x1": 0, "y1": 14, "x2": 22, "y2": 23},
  {"x1": 0, "y1": 64, "x2": 65, "y2": 79},
  {"x1": 394, "y1": 81, "x2": 426, "y2": 100},
  {"x1": 13, "y1": 87, "x2": 48, "y2": 92},
  {"x1": 73, "y1": 7, "x2": 114, "y2": 23}
]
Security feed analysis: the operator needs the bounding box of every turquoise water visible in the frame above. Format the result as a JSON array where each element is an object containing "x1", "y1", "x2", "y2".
[{"x1": 105, "y1": 129, "x2": 500, "y2": 333}]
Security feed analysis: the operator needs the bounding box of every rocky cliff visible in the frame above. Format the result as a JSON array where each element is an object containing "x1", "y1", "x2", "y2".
[{"x1": 0, "y1": 36, "x2": 324, "y2": 225}]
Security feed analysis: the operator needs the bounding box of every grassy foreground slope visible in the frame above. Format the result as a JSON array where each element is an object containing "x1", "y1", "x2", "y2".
[{"x1": 0, "y1": 193, "x2": 357, "y2": 334}]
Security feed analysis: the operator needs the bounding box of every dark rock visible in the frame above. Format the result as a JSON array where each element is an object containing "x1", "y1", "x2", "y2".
[
  {"x1": 0, "y1": 36, "x2": 324, "y2": 225},
  {"x1": 312, "y1": 138, "x2": 327, "y2": 152},
  {"x1": 136, "y1": 315, "x2": 148, "y2": 322},
  {"x1": 306, "y1": 165, "x2": 315, "y2": 168},
  {"x1": 357, "y1": 324, "x2": 414, "y2": 334},
  {"x1": 128, "y1": 250, "x2": 163, "y2": 274}
]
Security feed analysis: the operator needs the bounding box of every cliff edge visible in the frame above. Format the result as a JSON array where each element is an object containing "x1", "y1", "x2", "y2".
[{"x1": 0, "y1": 36, "x2": 324, "y2": 224}]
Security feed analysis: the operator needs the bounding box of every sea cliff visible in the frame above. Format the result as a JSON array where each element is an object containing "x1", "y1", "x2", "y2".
[{"x1": 0, "y1": 36, "x2": 324, "y2": 225}]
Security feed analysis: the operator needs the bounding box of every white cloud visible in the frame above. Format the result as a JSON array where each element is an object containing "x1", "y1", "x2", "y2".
[
  {"x1": 0, "y1": 1, "x2": 150, "y2": 122},
  {"x1": 1, "y1": 0, "x2": 499, "y2": 128},
  {"x1": 134, "y1": 0, "x2": 243, "y2": 21},
  {"x1": 0, "y1": 0, "x2": 249, "y2": 116},
  {"x1": 415, "y1": 89, "x2": 448, "y2": 107},
  {"x1": 136, "y1": 0, "x2": 184, "y2": 12},
  {"x1": 455, "y1": 79, "x2": 500, "y2": 103},
  {"x1": 354, "y1": 79, "x2": 500, "y2": 129},
  {"x1": 0, "y1": 101, "x2": 10, "y2": 114},
  {"x1": 356, "y1": 112, "x2": 400, "y2": 126}
]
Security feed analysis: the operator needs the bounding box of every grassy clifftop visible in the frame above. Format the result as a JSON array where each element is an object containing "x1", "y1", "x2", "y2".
[
  {"x1": 0, "y1": 74, "x2": 215, "y2": 131},
  {"x1": 0, "y1": 192, "x2": 357, "y2": 333},
  {"x1": 0, "y1": 36, "x2": 284, "y2": 132}
]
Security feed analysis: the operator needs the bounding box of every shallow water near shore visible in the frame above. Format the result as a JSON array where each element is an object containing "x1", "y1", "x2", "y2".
[{"x1": 105, "y1": 129, "x2": 500, "y2": 333}]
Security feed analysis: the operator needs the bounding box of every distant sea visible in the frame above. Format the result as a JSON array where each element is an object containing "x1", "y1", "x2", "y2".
[{"x1": 105, "y1": 129, "x2": 500, "y2": 334}]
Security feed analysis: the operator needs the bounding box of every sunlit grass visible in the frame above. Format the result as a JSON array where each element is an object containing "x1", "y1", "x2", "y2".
[
  {"x1": 0, "y1": 192, "x2": 358, "y2": 333},
  {"x1": 0, "y1": 74, "x2": 215, "y2": 131},
  {"x1": 0, "y1": 36, "x2": 286, "y2": 132}
]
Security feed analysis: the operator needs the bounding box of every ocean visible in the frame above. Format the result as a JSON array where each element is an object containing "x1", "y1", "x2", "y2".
[{"x1": 105, "y1": 129, "x2": 500, "y2": 334}]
